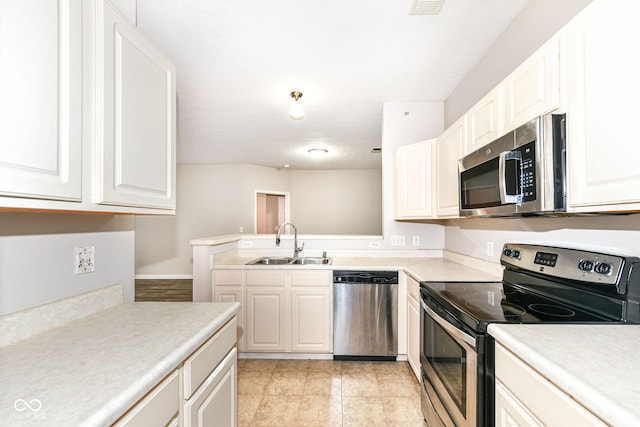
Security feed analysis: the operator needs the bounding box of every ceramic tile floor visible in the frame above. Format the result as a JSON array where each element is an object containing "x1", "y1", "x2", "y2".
[{"x1": 237, "y1": 359, "x2": 427, "y2": 427}]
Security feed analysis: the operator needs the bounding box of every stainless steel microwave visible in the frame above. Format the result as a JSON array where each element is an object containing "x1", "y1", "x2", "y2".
[{"x1": 458, "y1": 114, "x2": 566, "y2": 217}]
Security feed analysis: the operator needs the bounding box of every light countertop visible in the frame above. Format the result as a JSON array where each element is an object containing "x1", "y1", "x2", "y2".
[
  {"x1": 0, "y1": 302, "x2": 239, "y2": 426},
  {"x1": 213, "y1": 255, "x2": 503, "y2": 283},
  {"x1": 489, "y1": 324, "x2": 640, "y2": 426}
]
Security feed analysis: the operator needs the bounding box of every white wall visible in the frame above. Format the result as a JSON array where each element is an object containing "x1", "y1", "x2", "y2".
[
  {"x1": 446, "y1": 215, "x2": 640, "y2": 263},
  {"x1": 444, "y1": 0, "x2": 593, "y2": 126},
  {"x1": 0, "y1": 213, "x2": 134, "y2": 316},
  {"x1": 290, "y1": 169, "x2": 382, "y2": 235},
  {"x1": 382, "y1": 102, "x2": 445, "y2": 248}
]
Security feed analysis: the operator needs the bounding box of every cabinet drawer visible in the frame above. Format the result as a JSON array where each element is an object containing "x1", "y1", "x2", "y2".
[
  {"x1": 214, "y1": 270, "x2": 243, "y2": 285},
  {"x1": 495, "y1": 343, "x2": 606, "y2": 426},
  {"x1": 290, "y1": 270, "x2": 331, "y2": 286},
  {"x1": 246, "y1": 270, "x2": 286, "y2": 286},
  {"x1": 183, "y1": 317, "x2": 237, "y2": 399},
  {"x1": 113, "y1": 370, "x2": 179, "y2": 427},
  {"x1": 184, "y1": 348, "x2": 237, "y2": 427}
]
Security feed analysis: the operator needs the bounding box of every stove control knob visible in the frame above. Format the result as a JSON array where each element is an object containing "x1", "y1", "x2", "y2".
[
  {"x1": 578, "y1": 259, "x2": 594, "y2": 272},
  {"x1": 503, "y1": 248, "x2": 521, "y2": 259},
  {"x1": 594, "y1": 262, "x2": 612, "y2": 275}
]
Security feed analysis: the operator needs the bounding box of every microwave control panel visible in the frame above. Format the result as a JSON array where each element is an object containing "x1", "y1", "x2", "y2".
[{"x1": 517, "y1": 141, "x2": 536, "y2": 201}]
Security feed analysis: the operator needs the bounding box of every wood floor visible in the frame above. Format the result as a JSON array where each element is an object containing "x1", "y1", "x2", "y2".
[{"x1": 134, "y1": 279, "x2": 193, "y2": 302}]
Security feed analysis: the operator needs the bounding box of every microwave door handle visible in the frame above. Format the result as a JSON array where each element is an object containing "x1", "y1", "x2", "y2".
[{"x1": 498, "y1": 150, "x2": 523, "y2": 204}]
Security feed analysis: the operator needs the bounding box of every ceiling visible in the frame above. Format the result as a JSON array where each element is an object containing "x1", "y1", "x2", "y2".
[{"x1": 136, "y1": 0, "x2": 529, "y2": 169}]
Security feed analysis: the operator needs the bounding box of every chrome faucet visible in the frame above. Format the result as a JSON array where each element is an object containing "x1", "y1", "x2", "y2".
[{"x1": 275, "y1": 222, "x2": 304, "y2": 259}]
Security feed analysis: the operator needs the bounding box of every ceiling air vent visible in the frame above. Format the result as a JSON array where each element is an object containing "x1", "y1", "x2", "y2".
[{"x1": 409, "y1": 0, "x2": 444, "y2": 15}]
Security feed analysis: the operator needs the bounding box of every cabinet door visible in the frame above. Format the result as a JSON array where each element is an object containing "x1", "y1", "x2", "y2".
[
  {"x1": 503, "y1": 35, "x2": 560, "y2": 131},
  {"x1": 467, "y1": 88, "x2": 502, "y2": 154},
  {"x1": 565, "y1": 0, "x2": 640, "y2": 211},
  {"x1": 246, "y1": 287, "x2": 286, "y2": 352},
  {"x1": 0, "y1": 0, "x2": 82, "y2": 202},
  {"x1": 184, "y1": 348, "x2": 237, "y2": 427},
  {"x1": 406, "y1": 277, "x2": 420, "y2": 381},
  {"x1": 95, "y1": 1, "x2": 176, "y2": 210},
  {"x1": 395, "y1": 139, "x2": 435, "y2": 219},
  {"x1": 291, "y1": 287, "x2": 331, "y2": 353},
  {"x1": 495, "y1": 381, "x2": 541, "y2": 427},
  {"x1": 214, "y1": 286, "x2": 245, "y2": 351},
  {"x1": 436, "y1": 117, "x2": 466, "y2": 217}
]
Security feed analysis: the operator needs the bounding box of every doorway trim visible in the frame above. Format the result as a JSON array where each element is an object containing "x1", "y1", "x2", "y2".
[{"x1": 254, "y1": 190, "x2": 291, "y2": 234}]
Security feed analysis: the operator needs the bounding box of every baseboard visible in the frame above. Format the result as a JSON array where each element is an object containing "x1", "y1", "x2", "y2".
[{"x1": 134, "y1": 274, "x2": 193, "y2": 280}]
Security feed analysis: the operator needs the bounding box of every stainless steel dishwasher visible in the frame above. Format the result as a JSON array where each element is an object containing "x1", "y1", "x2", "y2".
[{"x1": 333, "y1": 270, "x2": 398, "y2": 360}]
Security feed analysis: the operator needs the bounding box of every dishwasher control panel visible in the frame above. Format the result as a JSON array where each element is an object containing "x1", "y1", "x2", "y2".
[{"x1": 333, "y1": 270, "x2": 398, "y2": 284}]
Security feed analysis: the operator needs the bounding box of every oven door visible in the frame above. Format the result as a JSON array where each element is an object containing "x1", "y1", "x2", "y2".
[{"x1": 420, "y1": 299, "x2": 477, "y2": 427}]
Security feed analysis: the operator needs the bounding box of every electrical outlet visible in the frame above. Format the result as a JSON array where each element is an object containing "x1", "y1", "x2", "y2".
[
  {"x1": 239, "y1": 226, "x2": 244, "y2": 233},
  {"x1": 369, "y1": 241, "x2": 381, "y2": 249},
  {"x1": 486, "y1": 241, "x2": 494, "y2": 257},
  {"x1": 412, "y1": 236, "x2": 420, "y2": 246},
  {"x1": 239, "y1": 240, "x2": 253, "y2": 249},
  {"x1": 74, "y1": 246, "x2": 95, "y2": 274},
  {"x1": 391, "y1": 235, "x2": 406, "y2": 246}
]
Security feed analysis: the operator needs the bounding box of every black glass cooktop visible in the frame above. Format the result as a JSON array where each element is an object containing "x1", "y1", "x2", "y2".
[{"x1": 420, "y1": 281, "x2": 620, "y2": 333}]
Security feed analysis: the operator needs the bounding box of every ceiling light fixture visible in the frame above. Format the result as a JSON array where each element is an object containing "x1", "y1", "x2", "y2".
[
  {"x1": 308, "y1": 148, "x2": 328, "y2": 157},
  {"x1": 289, "y1": 91, "x2": 304, "y2": 120}
]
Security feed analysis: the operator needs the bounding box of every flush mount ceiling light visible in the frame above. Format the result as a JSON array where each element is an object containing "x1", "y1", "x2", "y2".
[
  {"x1": 409, "y1": 0, "x2": 444, "y2": 15},
  {"x1": 308, "y1": 148, "x2": 328, "y2": 157},
  {"x1": 289, "y1": 91, "x2": 304, "y2": 120}
]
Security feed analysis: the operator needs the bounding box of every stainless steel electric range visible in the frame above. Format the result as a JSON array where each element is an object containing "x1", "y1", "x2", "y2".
[{"x1": 419, "y1": 243, "x2": 640, "y2": 427}]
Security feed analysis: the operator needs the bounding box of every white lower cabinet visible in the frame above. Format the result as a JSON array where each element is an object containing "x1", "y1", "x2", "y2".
[
  {"x1": 495, "y1": 343, "x2": 606, "y2": 427},
  {"x1": 246, "y1": 286, "x2": 287, "y2": 352},
  {"x1": 184, "y1": 348, "x2": 238, "y2": 427},
  {"x1": 113, "y1": 370, "x2": 180, "y2": 427},
  {"x1": 291, "y1": 286, "x2": 332, "y2": 353},
  {"x1": 183, "y1": 317, "x2": 238, "y2": 427},
  {"x1": 406, "y1": 275, "x2": 421, "y2": 380},
  {"x1": 114, "y1": 316, "x2": 238, "y2": 427},
  {"x1": 213, "y1": 269, "x2": 333, "y2": 354}
]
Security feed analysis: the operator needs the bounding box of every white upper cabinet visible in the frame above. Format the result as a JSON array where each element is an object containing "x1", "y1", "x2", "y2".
[
  {"x1": 95, "y1": 1, "x2": 176, "y2": 210},
  {"x1": 0, "y1": 0, "x2": 176, "y2": 214},
  {"x1": 0, "y1": 0, "x2": 82, "y2": 202},
  {"x1": 565, "y1": 0, "x2": 640, "y2": 212},
  {"x1": 436, "y1": 117, "x2": 466, "y2": 217},
  {"x1": 502, "y1": 35, "x2": 561, "y2": 132},
  {"x1": 395, "y1": 140, "x2": 436, "y2": 219},
  {"x1": 467, "y1": 87, "x2": 502, "y2": 154}
]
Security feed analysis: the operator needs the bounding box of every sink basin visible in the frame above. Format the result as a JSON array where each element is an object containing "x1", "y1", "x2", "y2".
[
  {"x1": 246, "y1": 257, "x2": 293, "y2": 265},
  {"x1": 246, "y1": 256, "x2": 332, "y2": 265},
  {"x1": 290, "y1": 257, "x2": 332, "y2": 265}
]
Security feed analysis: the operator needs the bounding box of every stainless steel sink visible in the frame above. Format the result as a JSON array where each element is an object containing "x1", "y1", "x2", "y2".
[
  {"x1": 246, "y1": 257, "x2": 293, "y2": 265},
  {"x1": 290, "y1": 257, "x2": 332, "y2": 265},
  {"x1": 246, "y1": 256, "x2": 332, "y2": 265}
]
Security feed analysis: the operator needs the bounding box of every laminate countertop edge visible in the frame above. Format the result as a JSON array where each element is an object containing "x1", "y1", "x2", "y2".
[
  {"x1": 489, "y1": 323, "x2": 640, "y2": 426},
  {"x1": 0, "y1": 301, "x2": 240, "y2": 426}
]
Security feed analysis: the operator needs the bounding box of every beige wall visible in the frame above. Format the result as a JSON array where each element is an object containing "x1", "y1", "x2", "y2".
[
  {"x1": 444, "y1": 0, "x2": 593, "y2": 126},
  {"x1": 135, "y1": 165, "x2": 386, "y2": 276},
  {"x1": 290, "y1": 169, "x2": 382, "y2": 235}
]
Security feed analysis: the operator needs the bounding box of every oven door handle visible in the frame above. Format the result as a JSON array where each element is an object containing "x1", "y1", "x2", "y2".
[
  {"x1": 421, "y1": 300, "x2": 476, "y2": 348},
  {"x1": 498, "y1": 150, "x2": 523, "y2": 204}
]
